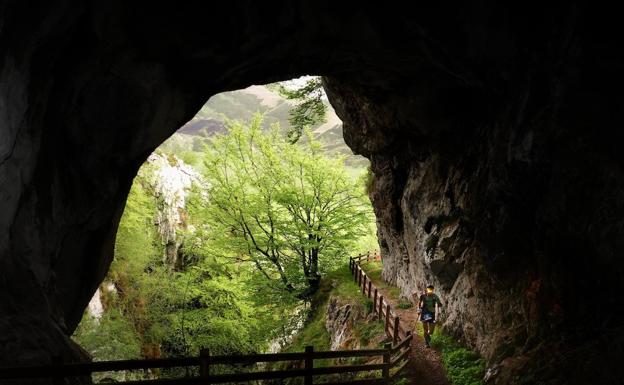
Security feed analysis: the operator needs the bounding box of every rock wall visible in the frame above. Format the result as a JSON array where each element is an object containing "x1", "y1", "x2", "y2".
[
  {"x1": 325, "y1": 296, "x2": 368, "y2": 351},
  {"x1": 323, "y1": 19, "x2": 624, "y2": 381},
  {"x1": 146, "y1": 153, "x2": 202, "y2": 269}
]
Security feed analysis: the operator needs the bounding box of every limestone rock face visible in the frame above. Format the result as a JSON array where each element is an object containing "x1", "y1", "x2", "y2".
[
  {"x1": 325, "y1": 296, "x2": 367, "y2": 351},
  {"x1": 146, "y1": 153, "x2": 202, "y2": 269},
  {"x1": 1, "y1": 2, "x2": 624, "y2": 384},
  {"x1": 323, "y1": 23, "x2": 624, "y2": 382}
]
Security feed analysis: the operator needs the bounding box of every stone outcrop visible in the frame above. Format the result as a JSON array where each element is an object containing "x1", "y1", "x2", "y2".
[
  {"x1": 325, "y1": 297, "x2": 367, "y2": 351},
  {"x1": 1, "y1": 2, "x2": 624, "y2": 384},
  {"x1": 146, "y1": 153, "x2": 202, "y2": 269}
]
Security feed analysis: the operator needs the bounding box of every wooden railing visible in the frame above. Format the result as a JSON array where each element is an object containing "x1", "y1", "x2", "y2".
[
  {"x1": 349, "y1": 254, "x2": 411, "y2": 346},
  {"x1": 0, "y1": 257, "x2": 412, "y2": 385}
]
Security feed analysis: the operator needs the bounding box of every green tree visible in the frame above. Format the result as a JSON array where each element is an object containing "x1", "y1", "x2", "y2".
[
  {"x1": 194, "y1": 114, "x2": 371, "y2": 298},
  {"x1": 275, "y1": 77, "x2": 327, "y2": 143}
]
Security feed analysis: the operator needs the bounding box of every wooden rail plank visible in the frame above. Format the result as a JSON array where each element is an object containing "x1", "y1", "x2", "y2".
[
  {"x1": 391, "y1": 334, "x2": 413, "y2": 353},
  {"x1": 312, "y1": 363, "x2": 386, "y2": 376},
  {"x1": 0, "y1": 358, "x2": 198, "y2": 379},
  {"x1": 391, "y1": 347, "x2": 411, "y2": 366},
  {"x1": 103, "y1": 378, "x2": 199, "y2": 385},
  {"x1": 312, "y1": 349, "x2": 386, "y2": 359},
  {"x1": 320, "y1": 378, "x2": 387, "y2": 385},
  {"x1": 391, "y1": 358, "x2": 410, "y2": 377}
]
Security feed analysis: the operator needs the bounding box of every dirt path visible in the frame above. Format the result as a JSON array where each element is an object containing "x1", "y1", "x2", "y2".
[{"x1": 358, "y1": 260, "x2": 451, "y2": 385}]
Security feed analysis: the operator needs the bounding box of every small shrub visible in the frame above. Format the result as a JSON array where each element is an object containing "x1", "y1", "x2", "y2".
[
  {"x1": 366, "y1": 299, "x2": 375, "y2": 314},
  {"x1": 397, "y1": 300, "x2": 412, "y2": 309},
  {"x1": 393, "y1": 376, "x2": 410, "y2": 385},
  {"x1": 355, "y1": 321, "x2": 385, "y2": 346},
  {"x1": 431, "y1": 332, "x2": 485, "y2": 385}
]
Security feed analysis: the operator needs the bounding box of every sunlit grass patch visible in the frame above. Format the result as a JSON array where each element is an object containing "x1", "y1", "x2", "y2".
[{"x1": 430, "y1": 332, "x2": 485, "y2": 385}]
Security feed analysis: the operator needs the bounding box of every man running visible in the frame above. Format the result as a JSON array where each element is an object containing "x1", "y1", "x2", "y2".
[{"x1": 418, "y1": 284, "x2": 442, "y2": 347}]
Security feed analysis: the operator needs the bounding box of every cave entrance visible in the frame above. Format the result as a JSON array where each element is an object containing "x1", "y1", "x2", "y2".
[{"x1": 71, "y1": 77, "x2": 378, "y2": 379}]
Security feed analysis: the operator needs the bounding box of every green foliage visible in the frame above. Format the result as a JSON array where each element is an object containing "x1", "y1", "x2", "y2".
[
  {"x1": 359, "y1": 260, "x2": 402, "y2": 301},
  {"x1": 275, "y1": 77, "x2": 327, "y2": 143},
  {"x1": 73, "y1": 310, "x2": 142, "y2": 361},
  {"x1": 192, "y1": 115, "x2": 373, "y2": 299},
  {"x1": 393, "y1": 377, "x2": 410, "y2": 385},
  {"x1": 355, "y1": 321, "x2": 385, "y2": 346},
  {"x1": 178, "y1": 151, "x2": 200, "y2": 167},
  {"x1": 397, "y1": 300, "x2": 413, "y2": 309},
  {"x1": 74, "y1": 167, "x2": 270, "y2": 370},
  {"x1": 286, "y1": 266, "x2": 368, "y2": 353},
  {"x1": 430, "y1": 332, "x2": 486, "y2": 385}
]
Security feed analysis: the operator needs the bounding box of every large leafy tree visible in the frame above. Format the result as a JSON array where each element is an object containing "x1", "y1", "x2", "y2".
[{"x1": 194, "y1": 115, "x2": 371, "y2": 298}]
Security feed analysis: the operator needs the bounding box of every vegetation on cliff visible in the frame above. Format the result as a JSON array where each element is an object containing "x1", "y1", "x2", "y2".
[{"x1": 72, "y1": 93, "x2": 376, "y2": 381}]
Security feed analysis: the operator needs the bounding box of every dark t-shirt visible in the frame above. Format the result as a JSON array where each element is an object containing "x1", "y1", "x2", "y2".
[{"x1": 419, "y1": 293, "x2": 442, "y2": 313}]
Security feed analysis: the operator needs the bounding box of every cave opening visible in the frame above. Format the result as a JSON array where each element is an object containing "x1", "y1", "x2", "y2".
[
  {"x1": 2, "y1": 3, "x2": 624, "y2": 384},
  {"x1": 70, "y1": 77, "x2": 382, "y2": 381}
]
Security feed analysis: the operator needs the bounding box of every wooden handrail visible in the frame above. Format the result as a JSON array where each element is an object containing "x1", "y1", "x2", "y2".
[
  {"x1": 312, "y1": 348, "x2": 387, "y2": 359},
  {"x1": 1, "y1": 256, "x2": 412, "y2": 385},
  {"x1": 350, "y1": 252, "x2": 414, "y2": 373},
  {"x1": 391, "y1": 346, "x2": 411, "y2": 366},
  {"x1": 322, "y1": 379, "x2": 387, "y2": 385},
  {"x1": 391, "y1": 333, "x2": 413, "y2": 353},
  {"x1": 0, "y1": 342, "x2": 411, "y2": 381}
]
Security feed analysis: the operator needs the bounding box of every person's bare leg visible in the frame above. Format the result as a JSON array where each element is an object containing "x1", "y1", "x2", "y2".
[
  {"x1": 429, "y1": 322, "x2": 436, "y2": 336},
  {"x1": 423, "y1": 322, "x2": 431, "y2": 346}
]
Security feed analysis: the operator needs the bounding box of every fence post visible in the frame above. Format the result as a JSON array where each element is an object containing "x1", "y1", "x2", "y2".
[
  {"x1": 373, "y1": 288, "x2": 378, "y2": 313},
  {"x1": 305, "y1": 346, "x2": 313, "y2": 385},
  {"x1": 51, "y1": 355, "x2": 62, "y2": 385},
  {"x1": 200, "y1": 348, "x2": 210, "y2": 382},
  {"x1": 361, "y1": 275, "x2": 367, "y2": 295},
  {"x1": 378, "y1": 296, "x2": 384, "y2": 321},
  {"x1": 367, "y1": 280, "x2": 372, "y2": 298},
  {"x1": 382, "y1": 343, "x2": 391, "y2": 383},
  {"x1": 385, "y1": 303, "x2": 391, "y2": 335},
  {"x1": 393, "y1": 316, "x2": 400, "y2": 345},
  {"x1": 367, "y1": 251, "x2": 370, "y2": 262},
  {"x1": 406, "y1": 330, "x2": 412, "y2": 347},
  {"x1": 358, "y1": 268, "x2": 362, "y2": 286}
]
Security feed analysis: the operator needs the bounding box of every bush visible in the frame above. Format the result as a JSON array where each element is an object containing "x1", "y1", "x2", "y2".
[{"x1": 430, "y1": 332, "x2": 485, "y2": 385}]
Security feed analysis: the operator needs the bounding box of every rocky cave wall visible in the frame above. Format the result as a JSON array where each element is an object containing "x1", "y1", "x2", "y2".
[
  {"x1": 323, "y1": 7, "x2": 624, "y2": 383},
  {"x1": 1, "y1": 2, "x2": 623, "y2": 384}
]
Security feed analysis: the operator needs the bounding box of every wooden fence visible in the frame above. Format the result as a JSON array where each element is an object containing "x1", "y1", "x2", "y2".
[
  {"x1": 0, "y1": 255, "x2": 412, "y2": 385},
  {"x1": 349, "y1": 254, "x2": 411, "y2": 346}
]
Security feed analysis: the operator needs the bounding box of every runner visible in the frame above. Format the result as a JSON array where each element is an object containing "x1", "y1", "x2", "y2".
[{"x1": 417, "y1": 284, "x2": 442, "y2": 347}]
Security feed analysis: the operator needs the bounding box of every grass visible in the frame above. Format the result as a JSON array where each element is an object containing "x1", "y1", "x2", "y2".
[
  {"x1": 285, "y1": 264, "x2": 384, "y2": 357},
  {"x1": 359, "y1": 260, "x2": 402, "y2": 301},
  {"x1": 392, "y1": 376, "x2": 410, "y2": 385},
  {"x1": 286, "y1": 267, "x2": 366, "y2": 354},
  {"x1": 354, "y1": 320, "x2": 386, "y2": 347},
  {"x1": 430, "y1": 332, "x2": 485, "y2": 385},
  {"x1": 278, "y1": 264, "x2": 389, "y2": 384}
]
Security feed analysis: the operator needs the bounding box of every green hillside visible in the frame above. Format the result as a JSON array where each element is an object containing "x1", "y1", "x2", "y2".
[{"x1": 170, "y1": 84, "x2": 369, "y2": 171}]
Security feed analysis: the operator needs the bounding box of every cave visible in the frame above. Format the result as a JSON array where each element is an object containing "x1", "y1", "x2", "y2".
[{"x1": 1, "y1": 2, "x2": 623, "y2": 384}]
